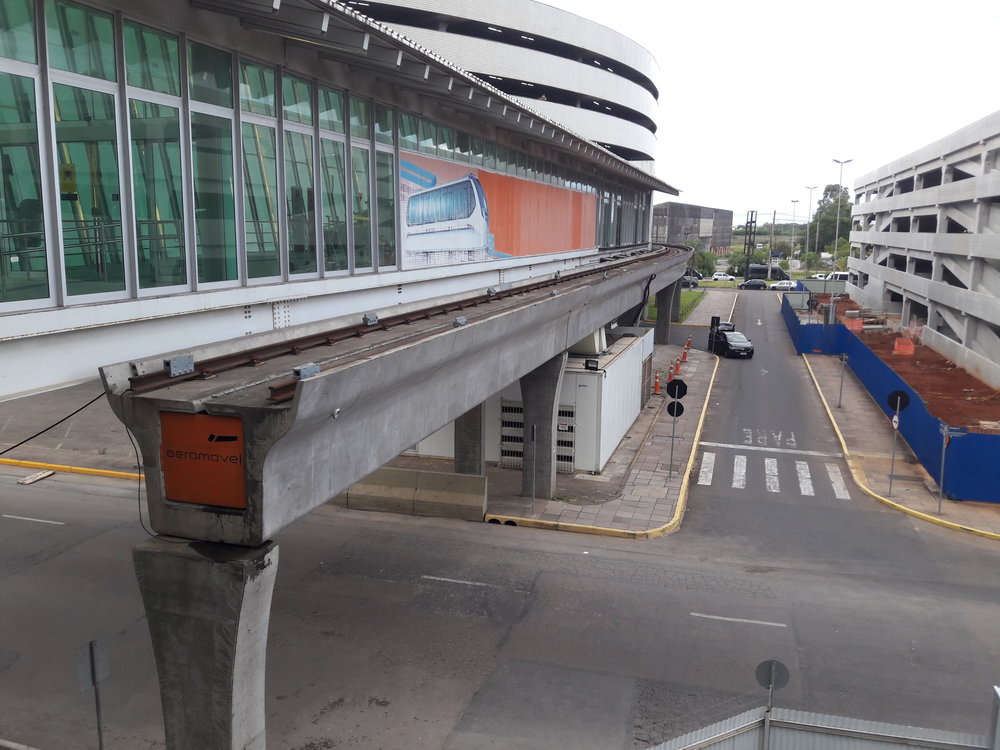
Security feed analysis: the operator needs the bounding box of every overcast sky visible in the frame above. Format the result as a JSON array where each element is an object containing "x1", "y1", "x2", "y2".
[{"x1": 542, "y1": 0, "x2": 1000, "y2": 225}]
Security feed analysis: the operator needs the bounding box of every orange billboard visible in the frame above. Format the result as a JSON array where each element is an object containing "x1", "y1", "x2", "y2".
[
  {"x1": 159, "y1": 412, "x2": 247, "y2": 509},
  {"x1": 399, "y1": 153, "x2": 597, "y2": 268}
]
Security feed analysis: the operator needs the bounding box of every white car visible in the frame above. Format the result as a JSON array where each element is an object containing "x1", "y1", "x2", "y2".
[
  {"x1": 711, "y1": 272, "x2": 735, "y2": 282},
  {"x1": 770, "y1": 279, "x2": 797, "y2": 291},
  {"x1": 808, "y1": 273, "x2": 827, "y2": 279}
]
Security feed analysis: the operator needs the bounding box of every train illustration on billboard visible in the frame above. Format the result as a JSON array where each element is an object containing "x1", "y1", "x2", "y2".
[
  {"x1": 398, "y1": 154, "x2": 596, "y2": 269},
  {"x1": 403, "y1": 173, "x2": 493, "y2": 259}
]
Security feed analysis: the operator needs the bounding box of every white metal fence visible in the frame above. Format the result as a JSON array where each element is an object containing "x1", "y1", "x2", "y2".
[{"x1": 651, "y1": 691, "x2": 1000, "y2": 750}]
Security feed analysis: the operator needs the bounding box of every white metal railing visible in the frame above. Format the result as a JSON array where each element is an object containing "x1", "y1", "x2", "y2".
[{"x1": 651, "y1": 688, "x2": 1000, "y2": 750}]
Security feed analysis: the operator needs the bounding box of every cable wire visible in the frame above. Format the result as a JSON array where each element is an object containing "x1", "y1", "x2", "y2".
[{"x1": 0, "y1": 392, "x2": 106, "y2": 457}]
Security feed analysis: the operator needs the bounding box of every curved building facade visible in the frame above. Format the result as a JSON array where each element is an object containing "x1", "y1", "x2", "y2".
[{"x1": 343, "y1": 0, "x2": 661, "y2": 164}]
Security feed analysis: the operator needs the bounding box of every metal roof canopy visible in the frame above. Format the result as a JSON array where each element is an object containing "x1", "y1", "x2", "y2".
[{"x1": 189, "y1": 0, "x2": 678, "y2": 195}]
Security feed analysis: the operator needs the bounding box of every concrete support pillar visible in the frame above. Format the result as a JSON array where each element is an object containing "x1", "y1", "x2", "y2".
[
  {"x1": 654, "y1": 283, "x2": 678, "y2": 344},
  {"x1": 133, "y1": 539, "x2": 279, "y2": 750},
  {"x1": 519, "y1": 351, "x2": 568, "y2": 500},
  {"x1": 454, "y1": 403, "x2": 485, "y2": 475}
]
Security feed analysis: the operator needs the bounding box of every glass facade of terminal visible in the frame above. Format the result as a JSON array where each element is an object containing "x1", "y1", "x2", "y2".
[{"x1": 0, "y1": 0, "x2": 650, "y2": 311}]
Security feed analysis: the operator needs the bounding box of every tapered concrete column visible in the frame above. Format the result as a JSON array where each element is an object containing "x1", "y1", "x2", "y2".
[
  {"x1": 519, "y1": 351, "x2": 568, "y2": 500},
  {"x1": 455, "y1": 403, "x2": 485, "y2": 475},
  {"x1": 133, "y1": 539, "x2": 279, "y2": 750},
  {"x1": 654, "y1": 283, "x2": 679, "y2": 344}
]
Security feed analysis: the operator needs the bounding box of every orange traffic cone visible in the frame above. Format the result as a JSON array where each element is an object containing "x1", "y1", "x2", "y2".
[
  {"x1": 681, "y1": 346, "x2": 688, "y2": 362},
  {"x1": 673, "y1": 356, "x2": 682, "y2": 375},
  {"x1": 685, "y1": 335, "x2": 692, "y2": 350},
  {"x1": 654, "y1": 371, "x2": 661, "y2": 394}
]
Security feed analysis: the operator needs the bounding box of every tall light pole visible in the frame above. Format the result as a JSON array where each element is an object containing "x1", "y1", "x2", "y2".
[
  {"x1": 790, "y1": 199, "x2": 798, "y2": 256},
  {"x1": 804, "y1": 185, "x2": 817, "y2": 262},
  {"x1": 833, "y1": 159, "x2": 852, "y2": 270}
]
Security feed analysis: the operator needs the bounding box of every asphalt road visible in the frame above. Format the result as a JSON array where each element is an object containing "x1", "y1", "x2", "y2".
[{"x1": 3, "y1": 292, "x2": 1000, "y2": 749}]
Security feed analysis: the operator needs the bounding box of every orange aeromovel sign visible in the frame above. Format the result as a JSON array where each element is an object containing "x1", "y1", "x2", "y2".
[{"x1": 160, "y1": 412, "x2": 247, "y2": 509}]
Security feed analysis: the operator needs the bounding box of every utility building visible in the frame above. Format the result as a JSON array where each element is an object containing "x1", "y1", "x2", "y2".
[{"x1": 652, "y1": 201, "x2": 733, "y2": 254}]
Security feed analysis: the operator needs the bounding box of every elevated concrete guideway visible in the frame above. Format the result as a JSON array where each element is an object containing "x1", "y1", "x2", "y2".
[
  {"x1": 98, "y1": 246, "x2": 687, "y2": 748},
  {"x1": 101, "y1": 246, "x2": 687, "y2": 546}
]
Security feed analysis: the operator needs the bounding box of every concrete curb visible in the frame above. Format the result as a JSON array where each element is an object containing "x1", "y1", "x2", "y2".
[
  {"x1": 801, "y1": 354, "x2": 1000, "y2": 542},
  {"x1": 485, "y1": 353, "x2": 722, "y2": 539},
  {"x1": 0, "y1": 457, "x2": 142, "y2": 481}
]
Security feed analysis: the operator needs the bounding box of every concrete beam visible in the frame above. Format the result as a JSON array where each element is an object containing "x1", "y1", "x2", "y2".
[
  {"x1": 519, "y1": 351, "x2": 568, "y2": 500},
  {"x1": 133, "y1": 539, "x2": 278, "y2": 750}
]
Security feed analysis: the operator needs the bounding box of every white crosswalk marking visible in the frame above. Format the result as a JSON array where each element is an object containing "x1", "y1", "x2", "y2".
[
  {"x1": 698, "y1": 452, "x2": 716, "y2": 485},
  {"x1": 692, "y1": 452, "x2": 853, "y2": 499},
  {"x1": 764, "y1": 458, "x2": 780, "y2": 492},
  {"x1": 826, "y1": 463, "x2": 851, "y2": 500},
  {"x1": 732, "y1": 455, "x2": 747, "y2": 489},
  {"x1": 795, "y1": 461, "x2": 814, "y2": 496}
]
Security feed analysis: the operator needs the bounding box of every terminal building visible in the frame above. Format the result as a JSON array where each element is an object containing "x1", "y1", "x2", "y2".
[
  {"x1": 849, "y1": 109, "x2": 1000, "y2": 389},
  {"x1": 0, "y1": 0, "x2": 677, "y2": 400}
]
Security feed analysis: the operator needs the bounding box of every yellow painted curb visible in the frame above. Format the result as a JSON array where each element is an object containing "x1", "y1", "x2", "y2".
[
  {"x1": 801, "y1": 354, "x2": 1000, "y2": 542},
  {"x1": 0, "y1": 457, "x2": 141, "y2": 481},
  {"x1": 484, "y1": 353, "x2": 721, "y2": 540}
]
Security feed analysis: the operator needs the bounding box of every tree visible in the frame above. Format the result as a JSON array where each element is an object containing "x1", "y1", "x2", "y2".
[
  {"x1": 807, "y1": 184, "x2": 851, "y2": 254},
  {"x1": 801, "y1": 251, "x2": 820, "y2": 270},
  {"x1": 693, "y1": 249, "x2": 717, "y2": 277},
  {"x1": 725, "y1": 248, "x2": 769, "y2": 274}
]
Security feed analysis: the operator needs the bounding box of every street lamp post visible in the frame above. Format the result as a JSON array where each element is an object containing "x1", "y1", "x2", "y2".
[
  {"x1": 804, "y1": 185, "x2": 817, "y2": 263},
  {"x1": 832, "y1": 159, "x2": 852, "y2": 271},
  {"x1": 790, "y1": 199, "x2": 798, "y2": 256}
]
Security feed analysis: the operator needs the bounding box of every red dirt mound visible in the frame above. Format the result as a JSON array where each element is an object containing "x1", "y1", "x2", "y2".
[{"x1": 816, "y1": 294, "x2": 1000, "y2": 429}]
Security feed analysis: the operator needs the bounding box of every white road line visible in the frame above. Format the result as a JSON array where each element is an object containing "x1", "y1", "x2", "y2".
[
  {"x1": 420, "y1": 575, "x2": 495, "y2": 588},
  {"x1": 1, "y1": 514, "x2": 65, "y2": 526},
  {"x1": 700, "y1": 441, "x2": 842, "y2": 458},
  {"x1": 698, "y1": 452, "x2": 716, "y2": 485},
  {"x1": 764, "y1": 458, "x2": 780, "y2": 493},
  {"x1": 691, "y1": 612, "x2": 787, "y2": 628},
  {"x1": 826, "y1": 464, "x2": 851, "y2": 500},
  {"x1": 796, "y1": 461, "x2": 814, "y2": 496},
  {"x1": 732, "y1": 455, "x2": 747, "y2": 489}
]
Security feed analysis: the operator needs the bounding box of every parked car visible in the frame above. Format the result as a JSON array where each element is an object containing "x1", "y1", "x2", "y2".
[
  {"x1": 808, "y1": 273, "x2": 827, "y2": 279},
  {"x1": 826, "y1": 271, "x2": 850, "y2": 281},
  {"x1": 685, "y1": 268, "x2": 703, "y2": 279},
  {"x1": 738, "y1": 278, "x2": 767, "y2": 290},
  {"x1": 715, "y1": 331, "x2": 754, "y2": 358},
  {"x1": 711, "y1": 272, "x2": 735, "y2": 282},
  {"x1": 681, "y1": 275, "x2": 699, "y2": 288},
  {"x1": 770, "y1": 279, "x2": 797, "y2": 291},
  {"x1": 707, "y1": 320, "x2": 736, "y2": 353}
]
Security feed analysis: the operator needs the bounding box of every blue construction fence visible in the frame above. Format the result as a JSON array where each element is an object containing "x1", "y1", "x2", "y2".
[{"x1": 781, "y1": 296, "x2": 999, "y2": 503}]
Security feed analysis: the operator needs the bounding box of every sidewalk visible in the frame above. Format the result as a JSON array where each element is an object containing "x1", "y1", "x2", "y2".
[{"x1": 2, "y1": 289, "x2": 998, "y2": 541}]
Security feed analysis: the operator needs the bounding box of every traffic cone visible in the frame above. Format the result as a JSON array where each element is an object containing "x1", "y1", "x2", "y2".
[
  {"x1": 681, "y1": 346, "x2": 688, "y2": 362},
  {"x1": 654, "y1": 371, "x2": 661, "y2": 395},
  {"x1": 673, "y1": 356, "x2": 681, "y2": 375},
  {"x1": 685, "y1": 335, "x2": 692, "y2": 350},
  {"x1": 667, "y1": 368, "x2": 674, "y2": 383}
]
